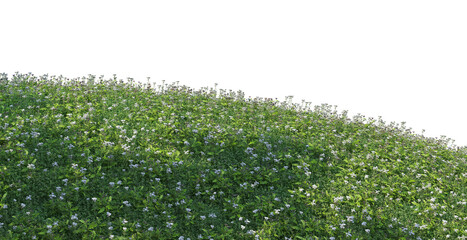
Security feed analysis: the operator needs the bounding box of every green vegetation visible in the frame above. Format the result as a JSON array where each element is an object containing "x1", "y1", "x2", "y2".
[{"x1": 0, "y1": 72, "x2": 465, "y2": 239}]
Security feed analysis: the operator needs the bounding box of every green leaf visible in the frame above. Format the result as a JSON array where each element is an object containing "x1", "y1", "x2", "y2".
[
  {"x1": 355, "y1": 194, "x2": 362, "y2": 201},
  {"x1": 89, "y1": 222, "x2": 98, "y2": 229},
  {"x1": 1, "y1": 192, "x2": 7, "y2": 202},
  {"x1": 74, "y1": 229, "x2": 86, "y2": 234}
]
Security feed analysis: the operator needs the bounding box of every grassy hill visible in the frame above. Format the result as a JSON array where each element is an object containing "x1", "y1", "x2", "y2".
[{"x1": 0, "y1": 72, "x2": 465, "y2": 239}]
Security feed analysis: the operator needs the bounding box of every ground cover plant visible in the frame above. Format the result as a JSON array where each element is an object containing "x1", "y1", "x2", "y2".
[{"x1": 0, "y1": 72, "x2": 465, "y2": 240}]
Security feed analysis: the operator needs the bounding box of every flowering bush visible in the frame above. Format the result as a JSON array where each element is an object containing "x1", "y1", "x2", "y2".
[{"x1": 0, "y1": 72, "x2": 465, "y2": 239}]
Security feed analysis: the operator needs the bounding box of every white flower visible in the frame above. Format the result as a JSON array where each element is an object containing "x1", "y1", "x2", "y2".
[{"x1": 166, "y1": 222, "x2": 173, "y2": 228}]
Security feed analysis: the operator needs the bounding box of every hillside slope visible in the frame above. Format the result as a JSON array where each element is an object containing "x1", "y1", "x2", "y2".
[{"x1": 0, "y1": 72, "x2": 465, "y2": 239}]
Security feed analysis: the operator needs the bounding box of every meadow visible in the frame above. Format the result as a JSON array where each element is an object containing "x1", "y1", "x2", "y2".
[{"x1": 0, "y1": 72, "x2": 465, "y2": 239}]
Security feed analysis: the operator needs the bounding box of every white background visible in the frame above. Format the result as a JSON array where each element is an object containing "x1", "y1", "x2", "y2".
[{"x1": 1, "y1": 0, "x2": 466, "y2": 147}]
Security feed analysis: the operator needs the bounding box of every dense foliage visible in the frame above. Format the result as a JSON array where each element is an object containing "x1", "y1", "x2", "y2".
[{"x1": 0, "y1": 72, "x2": 465, "y2": 239}]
